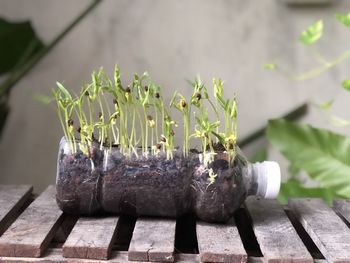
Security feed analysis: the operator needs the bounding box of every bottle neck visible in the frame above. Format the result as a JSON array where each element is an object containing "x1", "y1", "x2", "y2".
[{"x1": 245, "y1": 161, "x2": 281, "y2": 199}]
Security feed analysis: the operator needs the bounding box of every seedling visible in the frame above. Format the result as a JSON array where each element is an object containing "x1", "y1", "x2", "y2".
[{"x1": 53, "y1": 65, "x2": 238, "y2": 166}]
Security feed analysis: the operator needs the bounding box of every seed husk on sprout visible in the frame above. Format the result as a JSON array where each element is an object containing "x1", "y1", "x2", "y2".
[{"x1": 53, "y1": 66, "x2": 238, "y2": 166}]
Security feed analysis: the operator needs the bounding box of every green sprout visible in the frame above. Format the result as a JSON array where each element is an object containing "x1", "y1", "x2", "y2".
[
  {"x1": 212, "y1": 78, "x2": 238, "y2": 165},
  {"x1": 53, "y1": 82, "x2": 76, "y2": 153},
  {"x1": 52, "y1": 65, "x2": 238, "y2": 167},
  {"x1": 170, "y1": 91, "x2": 190, "y2": 156}
]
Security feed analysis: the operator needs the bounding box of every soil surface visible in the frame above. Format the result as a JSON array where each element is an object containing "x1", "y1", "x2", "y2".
[{"x1": 56, "y1": 144, "x2": 248, "y2": 223}]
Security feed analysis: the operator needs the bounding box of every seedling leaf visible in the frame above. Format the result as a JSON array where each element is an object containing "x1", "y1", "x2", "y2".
[
  {"x1": 336, "y1": 12, "x2": 350, "y2": 27},
  {"x1": 299, "y1": 20, "x2": 323, "y2": 46},
  {"x1": 264, "y1": 63, "x2": 277, "y2": 70},
  {"x1": 56, "y1": 82, "x2": 72, "y2": 100},
  {"x1": 342, "y1": 79, "x2": 350, "y2": 91},
  {"x1": 317, "y1": 100, "x2": 333, "y2": 110}
]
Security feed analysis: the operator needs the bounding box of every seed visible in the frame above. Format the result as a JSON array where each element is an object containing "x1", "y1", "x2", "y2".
[
  {"x1": 170, "y1": 130, "x2": 175, "y2": 136},
  {"x1": 195, "y1": 93, "x2": 201, "y2": 100},
  {"x1": 144, "y1": 86, "x2": 149, "y2": 92},
  {"x1": 155, "y1": 92, "x2": 160, "y2": 98},
  {"x1": 228, "y1": 142, "x2": 234, "y2": 149},
  {"x1": 113, "y1": 98, "x2": 117, "y2": 104},
  {"x1": 125, "y1": 86, "x2": 131, "y2": 93},
  {"x1": 147, "y1": 115, "x2": 153, "y2": 121},
  {"x1": 98, "y1": 112, "x2": 102, "y2": 119},
  {"x1": 68, "y1": 119, "x2": 74, "y2": 126},
  {"x1": 85, "y1": 91, "x2": 89, "y2": 96},
  {"x1": 77, "y1": 127, "x2": 81, "y2": 133},
  {"x1": 181, "y1": 99, "x2": 187, "y2": 108},
  {"x1": 160, "y1": 136, "x2": 166, "y2": 142},
  {"x1": 156, "y1": 143, "x2": 162, "y2": 150}
]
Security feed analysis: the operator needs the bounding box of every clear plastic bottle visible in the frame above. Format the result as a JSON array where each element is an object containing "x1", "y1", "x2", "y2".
[{"x1": 56, "y1": 137, "x2": 280, "y2": 223}]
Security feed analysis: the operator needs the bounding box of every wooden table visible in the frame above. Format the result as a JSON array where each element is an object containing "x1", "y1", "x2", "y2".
[{"x1": 0, "y1": 185, "x2": 349, "y2": 263}]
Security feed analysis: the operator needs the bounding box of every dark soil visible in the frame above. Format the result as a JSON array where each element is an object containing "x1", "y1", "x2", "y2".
[
  {"x1": 56, "y1": 144, "x2": 248, "y2": 223},
  {"x1": 56, "y1": 141, "x2": 104, "y2": 215}
]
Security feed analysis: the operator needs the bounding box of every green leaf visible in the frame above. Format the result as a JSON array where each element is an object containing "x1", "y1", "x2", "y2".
[
  {"x1": 288, "y1": 162, "x2": 300, "y2": 178},
  {"x1": 250, "y1": 148, "x2": 268, "y2": 163},
  {"x1": 267, "y1": 119, "x2": 350, "y2": 198},
  {"x1": 336, "y1": 13, "x2": 350, "y2": 27},
  {"x1": 0, "y1": 18, "x2": 44, "y2": 75},
  {"x1": 56, "y1": 82, "x2": 72, "y2": 100},
  {"x1": 263, "y1": 63, "x2": 277, "y2": 70},
  {"x1": 33, "y1": 94, "x2": 53, "y2": 105},
  {"x1": 299, "y1": 20, "x2": 323, "y2": 46},
  {"x1": 278, "y1": 179, "x2": 335, "y2": 205},
  {"x1": 317, "y1": 100, "x2": 333, "y2": 110},
  {"x1": 342, "y1": 79, "x2": 350, "y2": 91}
]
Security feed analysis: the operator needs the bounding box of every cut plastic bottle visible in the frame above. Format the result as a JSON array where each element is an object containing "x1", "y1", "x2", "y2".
[{"x1": 56, "y1": 137, "x2": 281, "y2": 223}]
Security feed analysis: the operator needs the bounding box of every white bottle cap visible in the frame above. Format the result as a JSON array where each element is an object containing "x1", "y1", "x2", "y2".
[{"x1": 254, "y1": 161, "x2": 281, "y2": 199}]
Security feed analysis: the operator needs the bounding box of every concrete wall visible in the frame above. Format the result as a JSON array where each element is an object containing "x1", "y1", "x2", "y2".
[{"x1": 0, "y1": 0, "x2": 350, "y2": 192}]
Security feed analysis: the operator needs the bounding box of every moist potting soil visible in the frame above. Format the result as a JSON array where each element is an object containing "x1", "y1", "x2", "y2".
[{"x1": 56, "y1": 141, "x2": 248, "y2": 223}]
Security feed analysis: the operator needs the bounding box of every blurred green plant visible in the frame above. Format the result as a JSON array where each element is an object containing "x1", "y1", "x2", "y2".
[
  {"x1": 0, "y1": 18, "x2": 45, "y2": 135},
  {"x1": 265, "y1": 12, "x2": 350, "y2": 202},
  {"x1": 267, "y1": 119, "x2": 350, "y2": 201},
  {"x1": 0, "y1": 0, "x2": 101, "y2": 138}
]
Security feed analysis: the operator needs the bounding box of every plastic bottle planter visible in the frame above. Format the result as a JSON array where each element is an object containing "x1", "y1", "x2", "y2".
[{"x1": 56, "y1": 137, "x2": 281, "y2": 223}]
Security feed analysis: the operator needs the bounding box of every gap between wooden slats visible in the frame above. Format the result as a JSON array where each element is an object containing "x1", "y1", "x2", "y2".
[
  {"x1": 128, "y1": 218, "x2": 176, "y2": 262},
  {"x1": 0, "y1": 185, "x2": 33, "y2": 236},
  {"x1": 63, "y1": 216, "x2": 119, "y2": 260},
  {"x1": 245, "y1": 198, "x2": 313, "y2": 263},
  {"x1": 289, "y1": 198, "x2": 350, "y2": 263},
  {"x1": 234, "y1": 208, "x2": 262, "y2": 258},
  {"x1": 284, "y1": 208, "x2": 325, "y2": 260},
  {"x1": 175, "y1": 214, "x2": 198, "y2": 254},
  {"x1": 333, "y1": 199, "x2": 350, "y2": 227},
  {"x1": 0, "y1": 185, "x2": 64, "y2": 257}
]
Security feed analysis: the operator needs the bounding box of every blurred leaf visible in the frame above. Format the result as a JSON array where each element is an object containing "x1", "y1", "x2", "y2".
[
  {"x1": 0, "y1": 18, "x2": 44, "y2": 75},
  {"x1": 317, "y1": 100, "x2": 333, "y2": 110},
  {"x1": 342, "y1": 79, "x2": 350, "y2": 91},
  {"x1": 278, "y1": 179, "x2": 335, "y2": 205},
  {"x1": 250, "y1": 148, "x2": 268, "y2": 163},
  {"x1": 288, "y1": 162, "x2": 301, "y2": 178},
  {"x1": 299, "y1": 20, "x2": 323, "y2": 46},
  {"x1": 329, "y1": 115, "x2": 350, "y2": 127},
  {"x1": 33, "y1": 93, "x2": 53, "y2": 105},
  {"x1": 267, "y1": 119, "x2": 350, "y2": 198},
  {"x1": 336, "y1": 12, "x2": 350, "y2": 27},
  {"x1": 264, "y1": 63, "x2": 277, "y2": 70}
]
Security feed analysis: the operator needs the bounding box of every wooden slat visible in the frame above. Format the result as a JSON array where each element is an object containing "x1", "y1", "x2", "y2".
[
  {"x1": 0, "y1": 248, "x2": 200, "y2": 262},
  {"x1": 196, "y1": 220, "x2": 247, "y2": 263},
  {"x1": 0, "y1": 185, "x2": 33, "y2": 235},
  {"x1": 0, "y1": 185, "x2": 64, "y2": 257},
  {"x1": 246, "y1": 198, "x2": 313, "y2": 263},
  {"x1": 63, "y1": 216, "x2": 119, "y2": 260},
  {"x1": 128, "y1": 218, "x2": 176, "y2": 262},
  {"x1": 289, "y1": 198, "x2": 350, "y2": 262},
  {"x1": 334, "y1": 199, "x2": 350, "y2": 224}
]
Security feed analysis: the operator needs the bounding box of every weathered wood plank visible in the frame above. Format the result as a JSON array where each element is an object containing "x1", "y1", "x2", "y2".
[
  {"x1": 333, "y1": 199, "x2": 350, "y2": 225},
  {"x1": 196, "y1": 219, "x2": 247, "y2": 263},
  {"x1": 0, "y1": 248, "x2": 201, "y2": 262},
  {"x1": 0, "y1": 185, "x2": 64, "y2": 257},
  {"x1": 289, "y1": 198, "x2": 350, "y2": 263},
  {"x1": 63, "y1": 216, "x2": 119, "y2": 260},
  {"x1": 246, "y1": 198, "x2": 313, "y2": 263},
  {"x1": 128, "y1": 218, "x2": 176, "y2": 262},
  {"x1": 0, "y1": 185, "x2": 33, "y2": 236}
]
